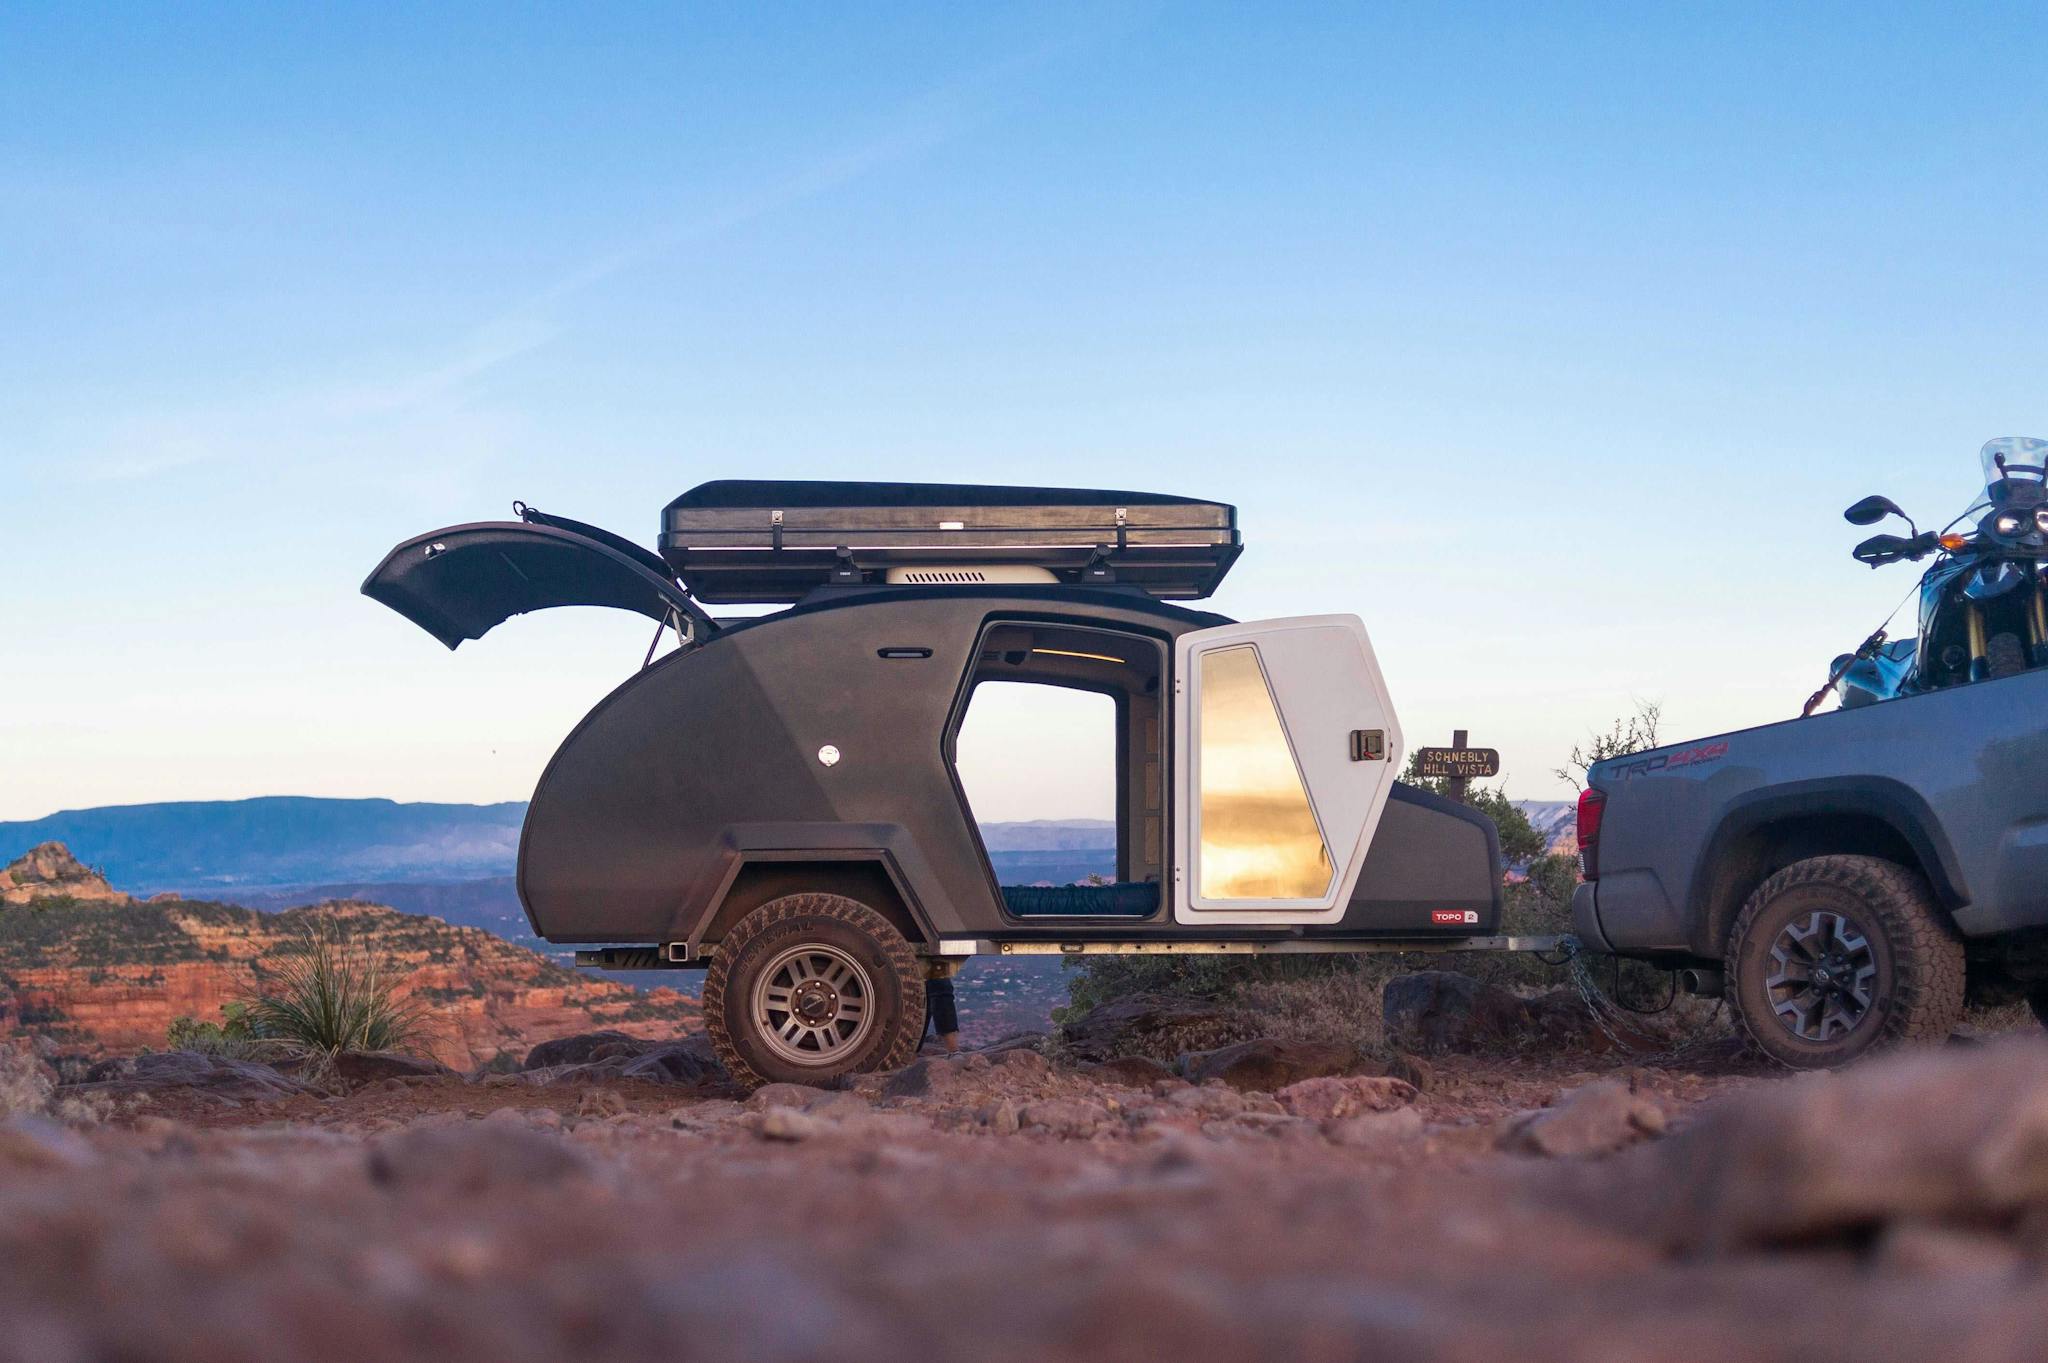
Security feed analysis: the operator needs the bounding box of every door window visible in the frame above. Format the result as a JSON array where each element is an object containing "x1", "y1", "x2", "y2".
[{"x1": 1196, "y1": 645, "x2": 1331, "y2": 900}]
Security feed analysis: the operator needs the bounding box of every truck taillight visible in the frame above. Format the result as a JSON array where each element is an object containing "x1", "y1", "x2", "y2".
[{"x1": 1576, "y1": 787, "x2": 1606, "y2": 881}]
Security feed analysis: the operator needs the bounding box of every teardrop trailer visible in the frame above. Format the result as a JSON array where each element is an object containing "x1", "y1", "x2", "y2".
[{"x1": 364, "y1": 482, "x2": 1538, "y2": 1088}]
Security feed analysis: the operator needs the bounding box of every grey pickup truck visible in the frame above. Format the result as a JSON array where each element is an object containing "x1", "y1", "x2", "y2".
[{"x1": 1571, "y1": 665, "x2": 2048, "y2": 1067}]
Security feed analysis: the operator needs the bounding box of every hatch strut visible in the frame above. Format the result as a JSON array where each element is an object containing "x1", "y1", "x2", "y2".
[
  {"x1": 643, "y1": 607, "x2": 700, "y2": 669},
  {"x1": 509, "y1": 500, "x2": 721, "y2": 663}
]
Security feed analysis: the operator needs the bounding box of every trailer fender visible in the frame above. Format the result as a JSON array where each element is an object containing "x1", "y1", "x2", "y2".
[{"x1": 676, "y1": 824, "x2": 945, "y2": 954}]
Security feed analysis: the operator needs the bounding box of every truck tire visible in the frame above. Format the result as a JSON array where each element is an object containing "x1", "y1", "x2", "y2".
[
  {"x1": 1726, "y1": 855, "x2": 1964, "y2": 1069},
  {"x1": 701, "y1": 893, "x2": 925, "y2": 1091}
]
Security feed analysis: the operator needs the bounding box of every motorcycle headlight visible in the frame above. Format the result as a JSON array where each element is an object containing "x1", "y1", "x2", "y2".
[
  {"x1": 1997, "y1": 512, "x2": 2024, "y2": 536},
  {"x1": 2034, "y1": 507, "x2": 2048, "y2": 534}
]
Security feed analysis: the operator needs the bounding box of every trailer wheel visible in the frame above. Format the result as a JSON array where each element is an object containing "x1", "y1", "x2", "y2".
[
  {"x1": 1726, "y1": 855, "x2": 1964, "y2": 1069},
  {"x1": 701, "y1": 894, "x2": 925, "y2": 1091}
]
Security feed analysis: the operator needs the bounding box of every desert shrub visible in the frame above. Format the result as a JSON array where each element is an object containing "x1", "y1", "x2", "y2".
[
  {"x1": 242, "y1": 921, "x2": 428, "y2": 1061},
  {"x1": 1555, "y1": 701, "x2": 1662, "y2": 791},
  {"x1": 1230, "y1": 971, "x2": 1395, "y2": 1054},
  {"x1": 165, "y1": 1002, "x2": 265, "y2": 1059},
  {"x1": 1058, "y1": 954, "x2": 1342, "y2": 1016}
]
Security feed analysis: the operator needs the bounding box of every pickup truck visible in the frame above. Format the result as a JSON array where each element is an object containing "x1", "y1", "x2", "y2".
[{"x1": 1571, "y1": 666, "x2": 2048, "y2": 1067}]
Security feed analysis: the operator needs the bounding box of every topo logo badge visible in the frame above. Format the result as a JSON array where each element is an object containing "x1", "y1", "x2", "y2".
[{"x1": 1431, "y1": 909, "x2": 1480, "y2": 926}]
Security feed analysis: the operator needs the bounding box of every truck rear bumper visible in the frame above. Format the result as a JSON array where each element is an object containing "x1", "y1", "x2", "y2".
[{"x1": 1571, "y1": 882, "x2": 1615, "y2": 954}]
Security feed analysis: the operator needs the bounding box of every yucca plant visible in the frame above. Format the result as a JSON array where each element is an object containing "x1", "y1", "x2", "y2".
[{"x1": 242, "y1": 920, "x2": 429, "y2": 1061}]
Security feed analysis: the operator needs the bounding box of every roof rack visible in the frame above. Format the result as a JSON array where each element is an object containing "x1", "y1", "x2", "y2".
[{"x1": 660, "y1": 480, "x2": 1241, "y2": 604}]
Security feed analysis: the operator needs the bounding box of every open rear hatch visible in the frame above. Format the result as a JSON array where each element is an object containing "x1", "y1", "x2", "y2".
[{"x1": 363, "y1": 508, "x2": 712, "y2": 649}]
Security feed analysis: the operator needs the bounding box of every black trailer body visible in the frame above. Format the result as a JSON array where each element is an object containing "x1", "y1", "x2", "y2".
[
  {"x1": 364, "y1": 481, "x2": 1504, "y2": 1086},
  {"x1": 512, "y1": 584, "x2": 1499, "y2": 949}
]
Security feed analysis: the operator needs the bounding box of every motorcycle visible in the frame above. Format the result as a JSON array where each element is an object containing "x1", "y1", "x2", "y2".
[{"x1": 1813, "y1": 436, "x2": 2048, "y2": 713}]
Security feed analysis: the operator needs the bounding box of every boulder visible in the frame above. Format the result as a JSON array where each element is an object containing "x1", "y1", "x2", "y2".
[
  {"x1": 1498, "y1": 1079, "x2": 1664, "y2": 1158},
  {"x1": 882, "y1": 1058, "x2": 968, "y2": 1100},
  {"x1": 1607, "y1": 1043, "x2": 2048, "y2": 1254},
  {"x1": 1382, "y1": 972, "x2": 1609, "y2": 1054},
  {"x1": 1019, "y1": 1099, "x2": 1112, "y2": 1137},
  {"x1": 1381, "y1": 972, "x2": 1532, "y2": 1053},
  {"x1": 1277, "y1": 1075, "x2": 1416, "y2": 1121},
  {"x1": 617, "y1": 1038, "x2": 725, "y2": 1086},
  {"x1": 70, "y1": 1051, "x2": 316, "y2": 1101},
  {"x1": 1081, "y1": 1056, "x2": 1178, "y2": 1086},
  {"x1": 1183, "y1": 1038, "x2": 1362, "y2": 1091},
  {"x1": 329, "y1": 1051, "x2": 457, "y2": 1087},
  {"x1": 747, "y1": 1082, "x2": 831, "y2": 1110},
  {"x1": 1060, "y1": 994, "x2": 1237, "y2": 1064},
  {"x1": 516, "y1": 1035, "x2": 723, "y2": 1088},
  {"x1": 1383, "y1": 1051, "x2": 1434, "y2": 1093},
  {"x1": 992, "y1": 1047, "x2": 1051, "y2": 1077},
  {"x1": 521, "y1": 1031, "x2": 644, "y2": 1070},
  {"x1": 757, "y1": 1107, "x2": 823, "y2": 1142},
  {"x1": 1165, "y1": 1085, "x2": 1246, "y2": 1118},
  {"x1": 1323, "y1": 1107, "x2": 1426, "y2": 1150}
]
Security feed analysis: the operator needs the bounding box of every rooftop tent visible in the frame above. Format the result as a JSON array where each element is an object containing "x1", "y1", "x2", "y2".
[{"x1": 660, "y1": 479, "x2": 1241, "y2": 604}]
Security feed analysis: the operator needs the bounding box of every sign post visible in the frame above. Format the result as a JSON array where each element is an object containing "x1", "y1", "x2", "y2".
[{"x1": 1413, "y1": 730, "x2": 1500, "y2": 804}]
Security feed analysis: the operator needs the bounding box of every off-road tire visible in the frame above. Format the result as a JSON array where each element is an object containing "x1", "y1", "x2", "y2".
[
  {"x1": 1726, "y1": 854, "x2": 1964, "y2": 1070},
  {"x1": 701, "y1": 894, "x2": 924, "y2": 1091}
]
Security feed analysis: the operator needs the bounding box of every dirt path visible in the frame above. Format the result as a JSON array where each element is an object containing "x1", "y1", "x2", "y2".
[{"x1": 6, "y1": 1043, "x2": 2046, "y2": 1363}]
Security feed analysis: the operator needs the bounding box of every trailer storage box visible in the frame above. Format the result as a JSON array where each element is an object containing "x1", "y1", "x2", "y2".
[{"x1": 661, "y1": 480, "x2": 1241, "y2": 603}]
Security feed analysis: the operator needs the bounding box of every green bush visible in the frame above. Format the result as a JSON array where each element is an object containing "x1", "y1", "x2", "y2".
[{"x1": 165, "y1": 1002, "x2": 264, "y2": 1059}]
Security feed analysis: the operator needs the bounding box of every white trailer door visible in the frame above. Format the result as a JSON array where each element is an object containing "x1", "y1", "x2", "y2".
[{"x1": 1173, "y1": 615, "x2": 1403, "y2": 924}]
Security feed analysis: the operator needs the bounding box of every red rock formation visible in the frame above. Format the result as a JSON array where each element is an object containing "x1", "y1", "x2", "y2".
[
  {"x1": 0, "y1": 842, "x2": 129, "y2": 905},
  {"x1": 0, "y1": 846, "x2": 697, "y2": 1069}
]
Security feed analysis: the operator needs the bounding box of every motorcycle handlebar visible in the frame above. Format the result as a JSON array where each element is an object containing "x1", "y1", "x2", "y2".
[{"x1": 1852, "y1": 531, "x2": 1943, "y2": 567}]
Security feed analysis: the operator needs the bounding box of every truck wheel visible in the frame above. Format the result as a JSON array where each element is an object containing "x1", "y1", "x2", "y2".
[
  {"x1": 1726, "y1": 855, "x2": 1964, "y2": 1069},
  {"x1": 701, "y1": 894, "x2": 925, "y2": 1091}
]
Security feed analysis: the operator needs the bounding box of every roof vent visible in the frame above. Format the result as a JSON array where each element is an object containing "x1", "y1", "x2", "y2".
[{"x1": 885, "y1": 565, "x2": 1059, "y2": 586}]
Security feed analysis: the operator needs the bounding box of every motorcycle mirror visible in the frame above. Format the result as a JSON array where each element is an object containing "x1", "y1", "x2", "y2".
[{"x1": 1845, "y1": 494, "x2": 1905, "y2": 526}]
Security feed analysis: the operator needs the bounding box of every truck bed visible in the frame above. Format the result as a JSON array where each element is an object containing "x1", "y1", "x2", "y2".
[{"x1": 1575, "y1": 667, "x2": 2048, "y2": 961}]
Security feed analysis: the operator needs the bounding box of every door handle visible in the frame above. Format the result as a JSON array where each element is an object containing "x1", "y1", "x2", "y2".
[{"x1": 1349, "y1": 729, "x2": 1385, "y2": 761}]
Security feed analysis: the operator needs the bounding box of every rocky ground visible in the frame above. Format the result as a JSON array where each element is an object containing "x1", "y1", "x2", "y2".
[{"x1": 10, "y1": 1017, "x2": 2048, "y2": 1363}]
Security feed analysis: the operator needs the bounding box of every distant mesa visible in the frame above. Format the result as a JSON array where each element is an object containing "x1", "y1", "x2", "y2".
[{"x1": 0, "y1": 797, "x2": 1126, "y2": 892}]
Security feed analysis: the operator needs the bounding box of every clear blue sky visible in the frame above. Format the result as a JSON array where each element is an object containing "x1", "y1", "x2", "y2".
[{"x1": 6, "y1": 3, "x2": 2048, "y2": 821}]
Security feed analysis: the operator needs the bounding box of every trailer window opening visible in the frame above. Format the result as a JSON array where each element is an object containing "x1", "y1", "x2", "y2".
[{"x1": 1195, "y1": 644, "x2": 1332, "y2": 900}]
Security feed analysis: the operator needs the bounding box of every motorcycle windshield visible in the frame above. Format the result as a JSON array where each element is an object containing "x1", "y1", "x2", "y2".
[{"x1": 1972, "y1": 436, "x2": 2048, "y2": 512}]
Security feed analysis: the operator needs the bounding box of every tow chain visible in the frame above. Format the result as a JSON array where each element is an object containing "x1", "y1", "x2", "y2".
[{"x1": 1555, "y1": 935, "x2": 1732, "y2": 1066}]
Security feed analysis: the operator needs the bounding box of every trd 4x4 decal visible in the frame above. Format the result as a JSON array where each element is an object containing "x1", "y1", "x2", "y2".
[{"x1": 1608, "y1": 741, "x2": 1730, "y2": 781}]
